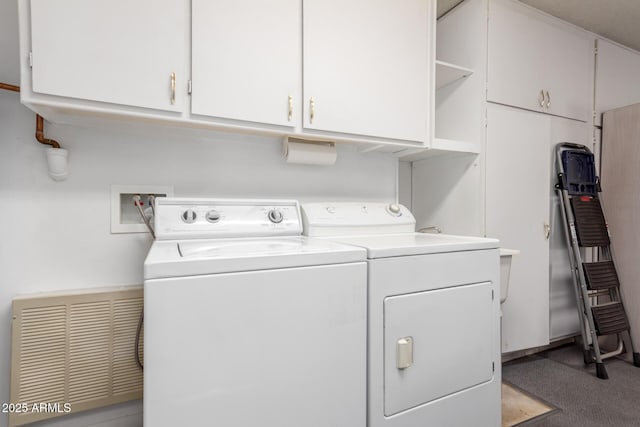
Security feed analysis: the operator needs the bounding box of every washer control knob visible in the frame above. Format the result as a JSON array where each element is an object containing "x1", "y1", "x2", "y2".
[
  {"x1": 387, "y1": 204, "x2": 402, "y2": 216},
  {"x1": 181, "y1": 209, "x2": 197, "y2": 224},
  {"x1": 205, "y1": 210, "x2": 221, "y2": 223},
  {"x1": 267, "y1": 209, "x2": 284, "y2": 224}
]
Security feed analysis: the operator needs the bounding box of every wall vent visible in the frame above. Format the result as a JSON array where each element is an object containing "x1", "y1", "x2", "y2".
[{"x1": 10, "y1": 287, "x2": 143, "y2": 427}]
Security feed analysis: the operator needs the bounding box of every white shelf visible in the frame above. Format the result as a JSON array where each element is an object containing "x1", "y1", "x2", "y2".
[
  {"x1": 431, "y1": 137, "x2": 479, "y2": 153},
  {"x1": 436, "y1": 60, "x2": 474, "y2": 90},
  {"x1": 395, "y1": 138, "x2": 479, "y2": 161}
]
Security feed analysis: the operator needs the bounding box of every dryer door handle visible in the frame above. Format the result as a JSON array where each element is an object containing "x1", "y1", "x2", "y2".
[{"x1": 396, "y1": 337, "x2": 413, "y2": 369}]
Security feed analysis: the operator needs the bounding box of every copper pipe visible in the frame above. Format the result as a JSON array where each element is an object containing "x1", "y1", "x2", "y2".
[
  {"x1": 0, "y1": 82, "x2": 20, "y2": 92},
  {"x1": 1, "y1": 81, "x2": 63, "y2": 149},
  {"x1": 35, "y1": 115, "x2": 61, "y2": 148}
]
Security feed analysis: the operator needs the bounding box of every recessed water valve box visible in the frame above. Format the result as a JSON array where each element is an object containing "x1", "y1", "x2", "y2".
[{"x1": 110, "y1": 185, "x2": 174, "y2": 234}]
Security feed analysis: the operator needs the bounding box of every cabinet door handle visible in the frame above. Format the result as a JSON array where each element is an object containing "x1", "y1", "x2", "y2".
[
  {"x1": 545, "y1": 90, "x2": 550, "y2": 108},
  {"x1": 544, "y1": 223, "x2": 551, "y2": 240},
  {"x1": 538, "y1": 90, "x2": 545, "y2": 108},
  {"x1": 170, "y1": 72, "x2": 176, "y2": 105},
  {"x1": 309, "y1": 97, "x2": 315, "y2": 124},
  {"x1": 288, "y1": 95, "x2": 293, "y2": 122}
]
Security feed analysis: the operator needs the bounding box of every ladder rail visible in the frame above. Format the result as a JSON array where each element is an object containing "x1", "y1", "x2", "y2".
[
  {"x1": 554, "y1": 142, "x2": 640, "y2": 378},
  {"x1": 557, "y1": 179, "x2": 604, "y2": 365},
  {"x1": 555, "y1": 181, "x2": 590, "y2": 352}
]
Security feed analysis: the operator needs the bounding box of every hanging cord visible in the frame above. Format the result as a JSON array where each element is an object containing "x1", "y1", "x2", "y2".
[
  {"x1": 133, "y1": 194, "x2": 156, "y2": 239},
  {"x1": 132, "y1": 194, "x2": 157, "y2": 370},
  {"x1": 135, "y1": 311, "x2": 144, "y2": 370},
  {"x1": 148, "y1": 194, "x2": 156, "y2": 216}
]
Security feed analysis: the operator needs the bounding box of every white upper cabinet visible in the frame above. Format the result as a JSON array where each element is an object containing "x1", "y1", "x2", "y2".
[
  {"x1": 487, "y1": 0, "x2": 593, "y2": 122},
  {"x1": 303, "y1": 0, "x2": 432, "y2": 143},
  {"x1": 21, "y1": 0, "x2": 435, "y2": 148},
  {"x1": 594, "y1": 39, "x2": 640, "y2": 126},
  {"x1": 29, "y1": 0, "x2": 187, "y2": 112},
  {"x1": 191, "y1": 0, "x2": 301, "y2": 127}
]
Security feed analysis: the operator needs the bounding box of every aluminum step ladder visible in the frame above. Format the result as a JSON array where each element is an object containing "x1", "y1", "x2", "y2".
[{"x1": 555, "y1": 142, "x2": 640, "y2": 379}]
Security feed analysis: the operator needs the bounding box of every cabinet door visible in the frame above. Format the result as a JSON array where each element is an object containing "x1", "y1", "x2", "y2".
[
  {"x1": 29, "y1": 0, "x2": 187, "y2": 112},
  {"x1": 486, "y1": 104, "x2": 550, "y2": 352},
  {"x1": 303, "y1": 0, "x2": 432, "y2": 143},
  {"x1": 191, "y1": 0, "x2": 301, "y2": 127},
  {"x1": 488, "y1": 0, "x2": 548, "y2": 115},
  {"x1": 594, "y1": 39, "x2": 640, "y2": 126},
  {"x1": 544, "y1": 21, "x2": 593, "y2": 122},
  {"x1": 487, "y1": 0, "x2": 592, "y2": 122}
]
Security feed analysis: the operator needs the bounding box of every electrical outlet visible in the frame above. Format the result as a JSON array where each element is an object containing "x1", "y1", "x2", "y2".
[{"x1": 111, "y1": 185, "x2": 174, "y2": 234}]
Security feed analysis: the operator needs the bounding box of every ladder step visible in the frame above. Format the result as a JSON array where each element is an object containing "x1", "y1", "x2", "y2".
[
  {"x1": 583, "y1": 261, "x2": 620, "y2": 290},
  {"x1": 570, "y1": 197, "x2": 610, "y2": 247},
  {"x1": 592, "y1": 303, "x2": 630, "y2": 335}
]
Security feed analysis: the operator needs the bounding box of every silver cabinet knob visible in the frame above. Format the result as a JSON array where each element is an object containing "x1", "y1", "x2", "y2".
[
  {"x1": 545, "y1": 91, "x2": 550, "y2": 108},
  {"x1": 538, "y1": 89, "x2": 545, "y2": 108}
]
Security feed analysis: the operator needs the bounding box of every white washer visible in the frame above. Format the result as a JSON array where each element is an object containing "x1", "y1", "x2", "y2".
[
  {"x1": 144, "y1": 198, "x2": 367, "y2": 427},
  {"x1": 302, "y1": 202, "x2": 502, "y2": 427}
]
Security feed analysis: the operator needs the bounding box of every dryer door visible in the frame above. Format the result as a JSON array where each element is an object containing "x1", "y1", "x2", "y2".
[{"x1": 384, "y1": 282, "x2": 494, "y2": 416}]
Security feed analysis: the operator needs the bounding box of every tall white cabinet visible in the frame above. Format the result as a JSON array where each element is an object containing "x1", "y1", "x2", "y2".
[
  {"x1": 485, "y1": 105, "x2": 551, "y2": 351},
  {"x1": 486, "y1": 0, "x2": 592, "y2": 351},
  {"x1": 411, "y1": 0, "x2": 593, "y2": 353},
  {"x1": 485, "y1": 104, "x2": 589, "y2": 351}
]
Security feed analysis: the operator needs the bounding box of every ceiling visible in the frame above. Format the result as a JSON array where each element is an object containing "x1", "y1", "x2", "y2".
[{"x1": 438, "y1": 0, "x2": 640, "y2": 52}]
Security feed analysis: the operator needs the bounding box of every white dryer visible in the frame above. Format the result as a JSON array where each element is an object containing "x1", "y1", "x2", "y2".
[
  {"x1": 302, "y1": 202, "x2": 501, "y2": 427},
  {"x1": 144, "y1": 198, "x2": 367, "y2": 427}
]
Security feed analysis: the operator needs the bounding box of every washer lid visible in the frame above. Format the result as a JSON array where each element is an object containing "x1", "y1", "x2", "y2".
[
  {"x1": 144, "y1": 236, "x2": 366, "y2": 279},
  {"x1": 326, "y1": 233, "x2": 499, "y2": 258}
]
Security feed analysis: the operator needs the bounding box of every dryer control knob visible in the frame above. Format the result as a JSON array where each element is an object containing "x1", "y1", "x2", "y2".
[
  {"x1": 268, "y1": 209, "x2": 284, "y2": 224},
  {"x1": 181, "y1": 209, "x2": 197, "y2": 224},
  {"x1": 386, "y1": 204, "x2": 402, "y2": 216},
  {"x1": 205, "y1": 210, "x2": 221, "y2": 223}
]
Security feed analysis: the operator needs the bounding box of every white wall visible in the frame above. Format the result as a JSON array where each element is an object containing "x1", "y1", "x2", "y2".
[
  {"x1": 411, "y1": 153, "x2": 483, "y2": 236},
  {"x1": 398, "y1": 160, "x2": 412, "y2": 210},
  {"x1": 0, "y1": 87, "x2": 397, "y2": 427}
]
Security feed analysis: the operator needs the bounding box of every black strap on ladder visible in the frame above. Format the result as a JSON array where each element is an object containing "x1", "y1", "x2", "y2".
[{"x1": 555, "y1": 142, "x2": 640, "y2": 379}]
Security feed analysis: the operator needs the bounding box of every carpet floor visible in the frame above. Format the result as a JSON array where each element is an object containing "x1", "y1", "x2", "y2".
[{"x1": 502, "y1": 344, "x2": 640, "y2": 426}]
